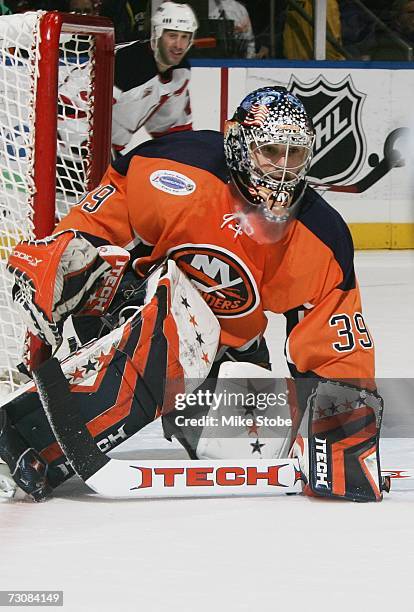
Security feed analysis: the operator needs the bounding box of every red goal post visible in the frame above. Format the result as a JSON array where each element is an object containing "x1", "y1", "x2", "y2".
[{"x1": 0, "y1": 11, "x2": 114, "y2": 392}]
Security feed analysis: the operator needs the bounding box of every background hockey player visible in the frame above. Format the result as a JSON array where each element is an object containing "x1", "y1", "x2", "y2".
[
  {"x1": 111, "y1": 1, "x2": 198, "y2": 154},
  {"x1": 56, "y1": 2, "x2": 197, "y2": 193},
  {"x1": 3, "y1": 87, "x2": 385, "y2": 503},
  {"x1": 208, "y1": 0, "x2": 256, "y2": 58}
]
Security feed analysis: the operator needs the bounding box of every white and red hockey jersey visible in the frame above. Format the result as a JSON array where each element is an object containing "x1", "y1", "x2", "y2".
[
  {"x1": 112, "y1": 40, "x2": 193, "y2": 152},
  {"x1": 208, "y1": 0, "x2": 255, "y2": 58}
]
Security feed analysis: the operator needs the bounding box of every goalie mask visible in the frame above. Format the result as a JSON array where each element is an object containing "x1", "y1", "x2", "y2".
[
  {"x1": 151, "y1": 2, "x2": 198, "y2": 66},
  {"x1": 224, "y1": 87, "x2": 315, "y2": 243}
]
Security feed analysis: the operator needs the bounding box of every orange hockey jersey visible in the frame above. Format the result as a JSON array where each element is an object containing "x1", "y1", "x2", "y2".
[{"x1": 56, "y1": 130, "x2": 375, "y2": 380}]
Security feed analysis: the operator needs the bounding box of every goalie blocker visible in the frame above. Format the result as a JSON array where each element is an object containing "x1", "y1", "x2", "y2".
[{"x1": 291, "y1": 379, "x2": 386, "y2": 501}]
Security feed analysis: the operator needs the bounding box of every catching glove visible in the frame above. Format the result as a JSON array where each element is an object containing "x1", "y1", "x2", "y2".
[{"x1": 7, "y1": 230, "x2": 129, "y2": 346}]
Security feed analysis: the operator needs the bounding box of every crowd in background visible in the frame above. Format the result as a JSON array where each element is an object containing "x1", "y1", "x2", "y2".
[{"x1": 0, "y1": 0, "x2": 413, "y2": 61}]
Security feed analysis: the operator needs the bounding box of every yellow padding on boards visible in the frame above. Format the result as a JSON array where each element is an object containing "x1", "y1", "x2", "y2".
[{"x1": 348, "y1": 223, "x2": 414, "y2": 249}]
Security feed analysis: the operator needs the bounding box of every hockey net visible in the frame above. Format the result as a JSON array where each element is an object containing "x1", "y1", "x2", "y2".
[{"x1": 0, "y1": 11, "x2": 114, "y2": 394}]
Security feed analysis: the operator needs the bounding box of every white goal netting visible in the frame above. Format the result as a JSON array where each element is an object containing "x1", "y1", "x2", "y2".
[{"x1": 0, "y1": 11, "x2": 113, "y2": 393}]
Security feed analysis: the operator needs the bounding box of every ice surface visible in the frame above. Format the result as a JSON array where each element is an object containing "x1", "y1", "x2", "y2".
[{"x1": 1, "y1": 251, "x2": 414, "y2": 611}]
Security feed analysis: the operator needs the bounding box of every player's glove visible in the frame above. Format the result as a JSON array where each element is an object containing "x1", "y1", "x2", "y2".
[
  {"x1": 7, "y1": 230, "x2": 128, "y2": 346},
  {"x1": 290, "y1": 379, "x2": 386, "y2": 502}
]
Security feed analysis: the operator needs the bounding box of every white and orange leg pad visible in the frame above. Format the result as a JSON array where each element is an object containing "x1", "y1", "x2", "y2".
[
  {"x1": 291, "y1": 380, "x2": 386, "y2": 502},
  {"x1": 196, "y1": 362, "x2": 293, "y2": 460},
  {"x1": 144, "y1": 259, "x2": 221, "y2": 386},
  {"x1": 0, "y1": 260, "x2": 221, "y2": 499}
]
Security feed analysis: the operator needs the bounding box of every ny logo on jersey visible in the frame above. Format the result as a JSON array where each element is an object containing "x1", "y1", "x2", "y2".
[
  {"x1": 168, "y1": 244, "x2": 259, "y2": 317},
  {"x1": 289, "y1": 74, "x2": 366, "y2": 185}
]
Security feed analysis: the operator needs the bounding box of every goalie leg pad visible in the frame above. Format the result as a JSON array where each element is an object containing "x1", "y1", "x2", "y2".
[
  {"x1": 163, "y1": 361, "x2": 293, "y2": 460},
  {"x1": 292, "y1": 380, "x2": 384, "y2": 502},
  {"x1": 195, "y1": 362, "x2": 292, "y2": 460},
  {"x1": 1, "y1": 261, "x2": 220, "y2": 494}
]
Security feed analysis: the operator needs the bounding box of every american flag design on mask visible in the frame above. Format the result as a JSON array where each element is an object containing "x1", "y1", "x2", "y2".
[{"x1": 242, "y1": 103, "x2": 270, "y2": 127}]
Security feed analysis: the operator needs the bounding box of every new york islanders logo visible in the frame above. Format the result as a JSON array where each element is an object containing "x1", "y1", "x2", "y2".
[{"x1": 167, "y1": 244, "x2": 259, "y2": 317}]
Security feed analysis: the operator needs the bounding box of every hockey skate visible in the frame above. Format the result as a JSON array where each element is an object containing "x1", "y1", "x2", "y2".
[{"x1": 0, "y1": 408, "x2": 52, "y2": 502}]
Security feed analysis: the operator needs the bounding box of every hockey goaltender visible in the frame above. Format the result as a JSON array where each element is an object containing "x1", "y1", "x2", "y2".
[{"x1": 1, "y1": 86, "x2": 387, "y2": 503}]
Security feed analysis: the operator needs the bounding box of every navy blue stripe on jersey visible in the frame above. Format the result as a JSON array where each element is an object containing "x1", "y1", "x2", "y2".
[
  {"x1": 114, "y1": 40, "x2": 191, "y2": 92},
  {"x1": 283, "y1": 307, "x2": 318, "y2": 378},
  {"x1": 113, "y1": 130, "x2": 229, "y2": 184},
  {"x1": 298, "y1": 186, "x2": 356, "y2": 291}
]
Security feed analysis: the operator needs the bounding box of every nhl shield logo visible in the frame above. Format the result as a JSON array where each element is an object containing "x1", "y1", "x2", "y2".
[{"x1": 288, "y1": 75, "x2": 366, "y2": 184}]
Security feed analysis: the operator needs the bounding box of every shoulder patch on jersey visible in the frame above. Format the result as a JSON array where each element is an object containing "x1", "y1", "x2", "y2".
[{"x1": 150, "y1": 170, "x2": 196, "y2": 196}]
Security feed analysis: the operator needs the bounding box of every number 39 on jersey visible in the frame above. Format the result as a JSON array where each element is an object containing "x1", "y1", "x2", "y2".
[{"x1": 329, "y1": 312, "x2": 373, "y2": 353}]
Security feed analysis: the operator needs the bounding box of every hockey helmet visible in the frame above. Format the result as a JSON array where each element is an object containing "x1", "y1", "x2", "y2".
[
  {"x1": 224, "y1": 87, "x2": 315, "y2": 243},
  {"x1": 151, "y1": 2, "x2": 198, "y2": 51}
]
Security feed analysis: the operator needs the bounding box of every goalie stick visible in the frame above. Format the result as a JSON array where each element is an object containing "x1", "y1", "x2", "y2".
[
  {"x1": 309, "y1": 127, "x2": 406, "y2": 194},
  {"x1": 31, "y1": 359, "x2": 407, "y2": 498},
  {"x1": 381, "y1": 469, "x2": 414, "y2": 489},
  {"x1": 33, "y1": 358, "x2": 303, "y2": 499},
  {"x1": 382, "y1": 469, "x2": 414, "y2": 479}
]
